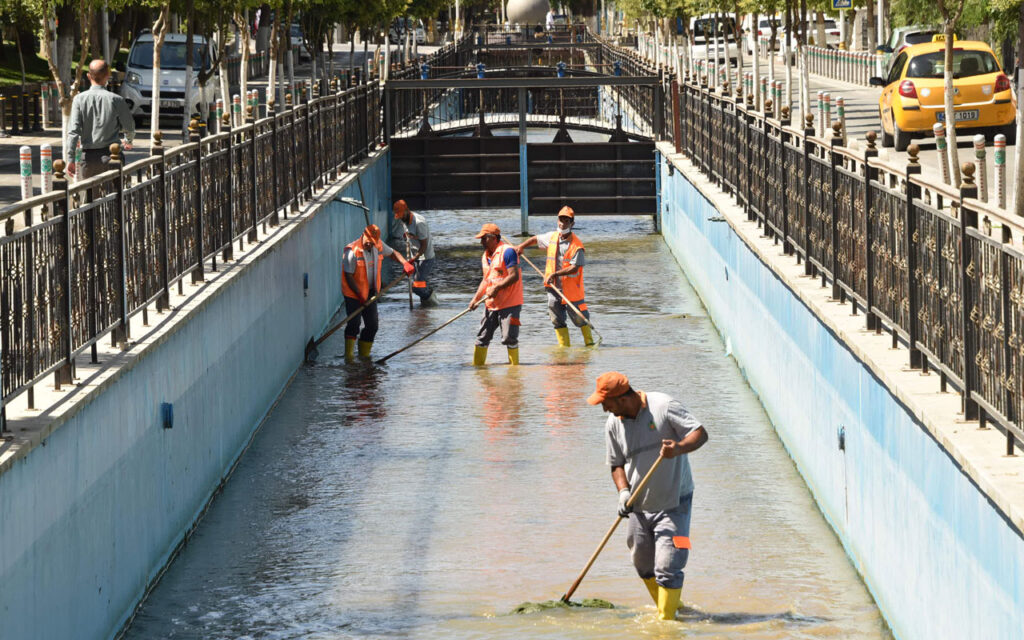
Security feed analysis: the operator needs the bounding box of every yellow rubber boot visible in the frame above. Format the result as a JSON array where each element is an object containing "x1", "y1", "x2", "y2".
[
  {"x1": 357, "y1": 340, "x2": 373, "y2": 358},
  {"x1": 580, "y1": 325, "x2": 595, "y2": 346},
  {"x1": 473, "y1": 345, "x2": 488, "y2": 366},
  {"x1": 344, "y1": 337, "x2": 356, "y2": 360},
  {"x1": 656, "y1": 586, "x2": 682, "y2": 621},
  {"x1": 555, "y1": 327, "x2": 571, "y2": 347},
  {"x1": 506, "y1": 347, "x2": 519, "y2": 365},
  {"x1": 642, "y1": 577, "x2": 659, "y2": 606}
]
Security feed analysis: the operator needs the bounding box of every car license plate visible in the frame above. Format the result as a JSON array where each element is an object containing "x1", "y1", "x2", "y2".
[
  {"x1": 159, "y1": 99, "x2": 179, "y2": 108},
  {"x1": 936, "y1": 109, "x2": 979, "y2": 122}
]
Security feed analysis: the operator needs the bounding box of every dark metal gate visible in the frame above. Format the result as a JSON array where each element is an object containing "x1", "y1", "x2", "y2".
[
  {"x1": 526, "y1": 141, "x2": 655, "y2": 214},
  {"x1": 390, "y1": 136, "x2": 520, "y2": 210}
]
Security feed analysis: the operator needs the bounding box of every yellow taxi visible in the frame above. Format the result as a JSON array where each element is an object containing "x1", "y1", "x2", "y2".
[{"x1": 870, "y1": 39, "x2": 1016, "y2": 151}]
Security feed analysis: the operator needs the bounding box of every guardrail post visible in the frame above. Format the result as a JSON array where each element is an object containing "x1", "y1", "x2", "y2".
[
  {"x1": 152, "y1": 132, "x2": 170, "y2": 311},
  {"x1": 671, "y1": 78, "x2": 680, "y2": 153},
  {"x1": 905, "y1": 144, "x2": 923, "y2": 369},
  {"x1": 933, "y1": 122, "x2": 951, "y2": 185},
  {"x1": 863, "y1": 131, "x2": 879, "y2": 329},
  {"x1": 109, "y1": 143, "x2": 130, "y2": 348},
  {"x1": 802, "y1": 113, "x2": 814, "y2": 268},
  {"x1": 973, "y1": 134, "x2": 988, "y2": 203},
  {"x1": 287, "y1": 93, "x2": 299, "y2": 213},
  {"x1": 190, "y1": 120, "x2": 205, "y2": 283},
  {"x1": 249, "y1": 105, "x2": 264, "y2": 235},
  {"x1": 53, "y1": 159, "x2": 74, "y2": 389},
  {"x1": 995, "y1": 134, "x2": 1007, "y2": 208},
  {"x1": 959, "y1": 162, "x2": 980, "y2": 421}
]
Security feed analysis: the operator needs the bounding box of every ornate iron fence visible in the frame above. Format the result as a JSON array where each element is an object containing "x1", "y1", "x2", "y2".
[
  {"x1": 0, "y1": 81, "x2": 382, "y2": 412},
  {"x1": 669, "y1": 73, "x2": 1024, "y2": 455}
]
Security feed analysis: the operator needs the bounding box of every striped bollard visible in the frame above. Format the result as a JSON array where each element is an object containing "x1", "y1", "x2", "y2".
[
  {"x1": 233, "y1": 94, "x2": 242, "y2": 127},
  {"x1": 215, "y1": 98, "x2": 223, "y2": 134},
  {"x1": 836, "y1": 97, "x2": 846, "y2": 146},
  {"x1": 761, "y1": 76, "x2": 768, "y2": 111},
  {"x1": 823, "y1": 93, "x2": 831, "y2": 138},
  {"x1": 41, "y1": 84, "x2": 50, "y2": 128},
  {"x1": 995, "y1": 134, "x2": 1007, "y2": 208},
  {"x1": 934, "y1": 122, "x2": 951, "y2": 185},
  {"x1": 773, "y1": 80, "x2": 781, "y2": 118},
  {"x1": 19, "y1": 146, "x2": 32, "y2": 201},
  {"x1": 40, "y1": 143, "x2": 52, "y2": 195},
  {"x1": 973, "y1": 134, "x2": 988, "y2": 203},
  {"x1": 817, "y1": 91, "x2": 825, "y2": 136}
]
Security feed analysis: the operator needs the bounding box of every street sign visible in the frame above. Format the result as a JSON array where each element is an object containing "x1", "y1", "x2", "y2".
[{"x1": 832, "y1": 0, "x2": 852, "y2": 7}]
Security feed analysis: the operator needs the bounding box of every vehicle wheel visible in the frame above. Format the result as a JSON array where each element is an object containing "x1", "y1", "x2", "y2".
[
  {"x1": 894, "y1": 117, "x2": 911, "y2": 152},
  {"x1": 880, "y1": 109, "x2": 894, "y2": 148},
  {"x1": 1001, "y1": 122, "x2": 1017, "y2": 145}
]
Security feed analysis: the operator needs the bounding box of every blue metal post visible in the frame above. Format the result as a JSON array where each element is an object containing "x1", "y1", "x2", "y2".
[
  {"x1": 614, "y1": 60, "x2": 622, "y2": 76},
  {"x1": 557, "y1": 61, "x2": 566, "y2": 78},
  {"x1": 420, "y1": 63, "x2": 430, "y2": 79},
  {"x1": 477, "y1": 62, "x2": 486, "y2": 78}
]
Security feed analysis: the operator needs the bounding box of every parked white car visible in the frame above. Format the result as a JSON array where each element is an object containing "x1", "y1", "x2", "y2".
[
  {"x1": 118, "y1": 32, "x2": 217, "y2": 125},
  {"x1": 690, "y1": 14, "x2": 737, "y2": 64}
]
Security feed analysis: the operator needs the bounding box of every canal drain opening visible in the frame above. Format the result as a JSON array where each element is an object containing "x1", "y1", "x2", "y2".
[{"x1": 508, "y1": 598, "x2": 615, "y2": 614}]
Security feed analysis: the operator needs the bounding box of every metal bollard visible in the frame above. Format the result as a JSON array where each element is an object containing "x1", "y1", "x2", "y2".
[
  {"x1": 934, "y1": 122, "x2": 951, "y2": 185},
  {"x1": 41, "y1": 83, "x2": 49, "y2": 128},
  {"x1": 973, "y1": 134, "x2": 988, "y2": 203},
  {"x1": 19, "y1": 145, "x2": 32, "y2": 201},
  {"x1": 995, "y1": 134, "x2": 1007, "y2": 208},
  {"x1": 233, "y1": 93, "x2": 242, "y2": 127},
  {"x1": 823, "y1": 93, "x2": 831, "y2": 138},
  {"x1": 760, "y1": 76, "x2": 768, "y2": 110},
  {"x1": 836, "y1": 96, "x2": 846, "y2": 146},
  {"x1": 215, "y1": 98, "x2": 223, "y2": 134},
  {"x1": 40, "y1": 143, "x2": 52, "y2": 195},
  {"x1": 817, "y1": 90, "x2": 824, "y2": 137}
]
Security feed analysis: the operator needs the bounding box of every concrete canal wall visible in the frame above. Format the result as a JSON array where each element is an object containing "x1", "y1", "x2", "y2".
[
  {"x1": 658, "y1": 148, "x2": 1024, "y2": 639},
  {"x1": 0, "y1": 152, "x2": 392, "y2": 640}
]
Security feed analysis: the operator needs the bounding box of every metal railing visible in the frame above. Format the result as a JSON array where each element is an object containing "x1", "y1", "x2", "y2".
[
  {"x1": 0, "y1": 80, "x2": 382, "y2": 412},
  {"x1": 667, "y1": 73, "x2": 1024, "y2": 454}
]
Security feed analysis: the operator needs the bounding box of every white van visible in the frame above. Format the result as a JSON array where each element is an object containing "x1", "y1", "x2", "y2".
[
  {"x1": 689, "y1": 14, "x2": 737, "y2": 63},
  {"x1": 119, "y1": 32, "x2": 218, "y2": 125}
]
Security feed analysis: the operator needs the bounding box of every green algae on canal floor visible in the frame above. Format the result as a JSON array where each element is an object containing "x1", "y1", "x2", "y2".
[{"x1": 509, "y1": 598, "x2": 616, "y2": 614}]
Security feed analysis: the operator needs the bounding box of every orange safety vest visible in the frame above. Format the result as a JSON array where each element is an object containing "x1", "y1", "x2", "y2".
[
  {"x1": 544, "y1": 231, "x2": 586, "y2": 307},
  {"x1": 341, "y1": 238, "x2": 383, "y2": 300},
  {"x1": 482, "y1": 242, "x2": 524, "y2": 310}
]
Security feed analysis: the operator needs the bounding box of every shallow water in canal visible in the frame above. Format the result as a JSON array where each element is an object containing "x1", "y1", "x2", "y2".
[{"x1": 124, "y1": 209, "x2": 891, "y2": 639}]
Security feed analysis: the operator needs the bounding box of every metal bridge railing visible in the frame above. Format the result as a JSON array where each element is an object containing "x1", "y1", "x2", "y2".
[
  {"x1": 0, "y1": 80, "x2": 382, "y2": 413},
  {"x1": 667, "y1": 73, "x2": 1024, "y2": 455}
]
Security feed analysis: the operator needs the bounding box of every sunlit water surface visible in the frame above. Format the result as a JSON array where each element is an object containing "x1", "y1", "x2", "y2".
[{"x1": 124, "y1": 208, "x2": 890, "y2": 639}]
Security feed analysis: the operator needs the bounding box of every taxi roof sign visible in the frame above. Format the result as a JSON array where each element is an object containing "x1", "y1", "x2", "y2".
[{"x1": 932, "y1": 33, "x2": 957, "y2": 42}]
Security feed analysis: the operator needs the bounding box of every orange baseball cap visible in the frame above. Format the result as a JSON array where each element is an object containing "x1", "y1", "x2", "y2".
[
  {"x1": 362, "y1": 224, "x2": 381, "y2": 244},
  {"x1": 587, "y1": 371, "x2": 631, "y2": 405},
  {"x1": 475, "y1": 222, "x2": 501, "y2": 238},
  {"x1": 558, "y1": 205, "x2": 575, "y2": 219},
  {"x1": 393, "y1": 199, "x2": 409, "y2": 217}
]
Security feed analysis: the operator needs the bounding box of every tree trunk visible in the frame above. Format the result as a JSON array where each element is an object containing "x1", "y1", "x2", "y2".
[
  {"x1": 865, "y1": 0, "x2": 876, "y2": 52},
  {"x1": 815, "y1": 12, "x2": 825, "y2": 48},
  {"x1": 150, "y1": 5, "x2": 170, "y2": 143},
  {"x1": 1015, "y1": 3, "x2": 1024, "y2": 214},
  {"x1": 14, "y1": 28, "x2": 25, "y2": 90},
  {"x1": 753, "y1": 13, "x2": 762, "y2": 105},
  {"x1": 233, "y1": 12, "x2": 251, "y2": 106},
  {"x1": 183, "y1": 0, "x2": 195, "y2": 134},
  {"x1": 784, "y1": 0, "x2": 793, "y2": 112},
  {"x1": 943, "y1": 22, "x2": 960, "y2": 187},
  {"x1": 268, "y1": 16, "x2": 278, "y2": 110},
  {"x1": 733, "y1": 10, "x2": 744, "y2": 89}
]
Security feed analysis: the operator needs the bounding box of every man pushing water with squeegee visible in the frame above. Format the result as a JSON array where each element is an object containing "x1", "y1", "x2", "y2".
[{"x1": 590, "y1": 371, "x2": 709, "y2": 620}]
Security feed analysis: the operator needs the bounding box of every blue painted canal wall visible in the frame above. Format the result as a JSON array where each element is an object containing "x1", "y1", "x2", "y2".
[
  {"x1": 659, "y1": 153, "x2": 1024, "y2": 640},
  {"x1": 0, "y1": 152, "x2": 391, "y2": 640}
]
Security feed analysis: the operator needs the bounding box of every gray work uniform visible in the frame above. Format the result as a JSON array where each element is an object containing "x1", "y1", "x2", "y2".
[
  {"x1": 605, "y1": 391, "x2": 702, "y2": 590},
  {"x1": 536, "y1": 231, "x2": 588, "y2": 329},
  {"x1": 403, "y1": 212, "x2": 435, "y2": 300},
  {"x1": 66, "y1": 85, "x2": 136, "y2": 179}
]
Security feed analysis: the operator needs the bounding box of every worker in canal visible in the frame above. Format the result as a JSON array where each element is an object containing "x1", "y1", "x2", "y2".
[
  {"x1": 393, "y1": 199, "x2": 439, "y2": 307},
  {"x1": 342, "y1": 224, "x2": 415, "y2": 359},
  {"x1": 515, "y1": 205, "x2": 593, "y2": 346},
  {"x1": 588, "y1": 371, "x2": 709, "y2": 621},
  {"x1": 468, "y1": 223, "x2": 523, "y2": 366}
]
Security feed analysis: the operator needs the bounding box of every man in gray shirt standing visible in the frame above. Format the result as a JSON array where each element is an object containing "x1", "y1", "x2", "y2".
[
  {"x1": 589, "y1": 371, "x2": 708, "y2": 621},
  {"x1": 66, "y1": 60, "x2": 135, "y2": 179}
]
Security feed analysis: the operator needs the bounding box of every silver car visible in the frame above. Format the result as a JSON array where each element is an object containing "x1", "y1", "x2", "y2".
[{"x1": 119, "y1": 32, "x2": 217, "y2": 124}]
